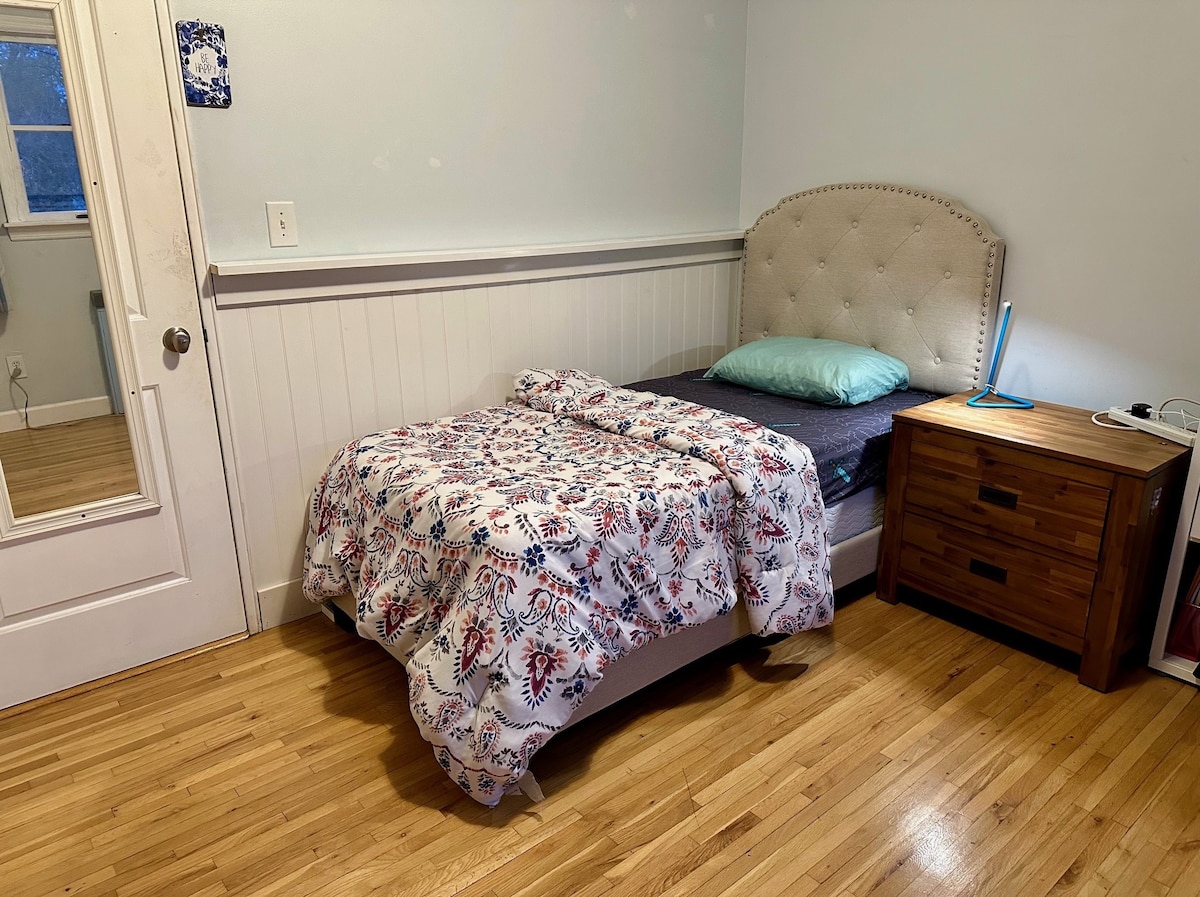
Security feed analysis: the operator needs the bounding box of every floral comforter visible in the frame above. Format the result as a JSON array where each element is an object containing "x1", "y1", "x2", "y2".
[{"x1": 303, "y1": 369, "x2": 833, "y2": 804}]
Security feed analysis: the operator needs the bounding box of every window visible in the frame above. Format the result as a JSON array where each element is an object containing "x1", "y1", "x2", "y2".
[{"x1": 0, "y1": 16, "x2": 88, "y2": 240}]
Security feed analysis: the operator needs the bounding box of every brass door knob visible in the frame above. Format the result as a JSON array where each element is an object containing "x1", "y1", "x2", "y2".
[{"x1": 163, "y1": 327, "x2": 192, "y2": 354}]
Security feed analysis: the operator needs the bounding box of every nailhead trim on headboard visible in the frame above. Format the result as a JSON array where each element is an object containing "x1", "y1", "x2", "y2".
[{"x1": 739, "y1": 183, "x2": 1005, "y2": 395}]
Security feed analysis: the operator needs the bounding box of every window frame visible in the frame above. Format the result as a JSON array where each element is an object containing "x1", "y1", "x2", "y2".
[{"x1": 0, "y1": 12, "x2": 88, "y2": 240}]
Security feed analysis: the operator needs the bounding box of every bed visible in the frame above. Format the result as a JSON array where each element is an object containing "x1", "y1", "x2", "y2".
[{"x1": 304, "y1": 182, "x2": 1005, "y2": 804}]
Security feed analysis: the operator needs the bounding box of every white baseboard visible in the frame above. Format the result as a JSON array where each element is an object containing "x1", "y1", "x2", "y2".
[
  {"x1": 258, "y1": 578, "x2": 320, "y2": 629},
  {"x1": 0, "y1": 396, "x2": 114, "y2": 433}
]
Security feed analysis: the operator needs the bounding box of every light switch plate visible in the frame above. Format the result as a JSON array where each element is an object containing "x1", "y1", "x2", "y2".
[{"x1": 265, "y1": 201, "x2": 298, "y2": 247}]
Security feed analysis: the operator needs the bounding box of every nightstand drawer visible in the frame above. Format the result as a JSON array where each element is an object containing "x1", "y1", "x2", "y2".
[
  {"x1": 898, "y1": 512, "x2": 1093, "y2": 651},
  {"x1": 906, "y1": 429, "x2": 1111, "y2": 562}
]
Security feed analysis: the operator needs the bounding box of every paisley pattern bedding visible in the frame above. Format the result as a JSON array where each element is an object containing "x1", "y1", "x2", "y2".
[{"x1": 303, "y1": 369, "x2": 833, "y2": 804}]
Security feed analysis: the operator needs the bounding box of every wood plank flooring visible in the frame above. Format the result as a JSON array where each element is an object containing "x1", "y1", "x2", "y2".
[
  {"x1": 2, "y1": 594, "x2": 1199, "y2": 897},
  {"x1": 0, "y1": 414, "x2": 138, "y2": 517}
]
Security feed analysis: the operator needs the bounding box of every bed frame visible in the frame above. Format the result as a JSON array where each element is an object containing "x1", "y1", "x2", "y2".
[{"x1": 326, "y1": 182, "x2": 1006, "y2": 729}]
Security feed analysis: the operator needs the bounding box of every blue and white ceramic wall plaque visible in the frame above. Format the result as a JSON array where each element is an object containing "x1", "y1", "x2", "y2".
[{"x1": 176, "y1": 20, "x2": 231, "y2": 108}]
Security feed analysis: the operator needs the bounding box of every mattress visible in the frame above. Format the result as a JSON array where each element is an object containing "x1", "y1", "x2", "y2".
[
  {"x1": 624, "y1": 370, "x2": 938, "y2": 504},
  {"x1": 825, "y1": 484, "x2": 884, "y2": 545}
]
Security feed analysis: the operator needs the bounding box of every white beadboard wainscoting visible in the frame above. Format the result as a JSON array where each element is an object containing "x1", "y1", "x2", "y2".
[{"x1": 210, "y1": 239, "x2": 744, "y2": 628}]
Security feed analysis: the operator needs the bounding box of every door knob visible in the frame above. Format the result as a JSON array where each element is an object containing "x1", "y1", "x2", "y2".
[{"x1": 163, "y1": 326, "x2": 191, "y2": 354}]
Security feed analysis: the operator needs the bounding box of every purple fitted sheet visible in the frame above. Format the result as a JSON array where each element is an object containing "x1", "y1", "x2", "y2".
[{"x1": 624, "y1": 370, "x2": 938, "y2": 504}]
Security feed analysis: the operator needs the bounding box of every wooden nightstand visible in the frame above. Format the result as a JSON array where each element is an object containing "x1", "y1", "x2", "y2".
[{"x1": 878, "y1": 394, "x2": 1191, "y2": 691}]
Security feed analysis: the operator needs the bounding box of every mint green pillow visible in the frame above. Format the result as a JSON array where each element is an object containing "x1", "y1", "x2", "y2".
[{"x1": 704, "y1": 337, "x2": 909, "y2": 406}]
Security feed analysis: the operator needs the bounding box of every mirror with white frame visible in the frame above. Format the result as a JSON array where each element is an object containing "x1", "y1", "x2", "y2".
[{"x1": 0, "y1": 4, "x2": 140, "y2": 519}]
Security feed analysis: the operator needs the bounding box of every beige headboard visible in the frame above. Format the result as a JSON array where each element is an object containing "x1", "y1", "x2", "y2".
[{"x1": 740, "y1": 183, "x2": 1005, "y2": 395}]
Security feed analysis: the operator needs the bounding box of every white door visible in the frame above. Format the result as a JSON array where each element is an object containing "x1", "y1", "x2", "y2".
[{"x1": 0, "y1": 0, "x2": 245, "y2": 708}]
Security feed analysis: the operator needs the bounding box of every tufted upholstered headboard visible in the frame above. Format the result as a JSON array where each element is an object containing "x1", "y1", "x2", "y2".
[{"x1": 740, "y1": 183, "x2": 1005, "y2": 395}]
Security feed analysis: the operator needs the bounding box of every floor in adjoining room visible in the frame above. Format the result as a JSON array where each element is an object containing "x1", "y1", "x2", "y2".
[
  {"x1": 0, "y1": 414, "x2": 138, "y2": 517},
  {"x1": 3, "y1": 593, "x2": 1199, "y2": 897}
]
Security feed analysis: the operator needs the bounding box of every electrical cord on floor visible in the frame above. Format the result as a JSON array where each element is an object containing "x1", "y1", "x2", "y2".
[{"x1": 8, "y1": 368, "x2": 38, "y2": 430}]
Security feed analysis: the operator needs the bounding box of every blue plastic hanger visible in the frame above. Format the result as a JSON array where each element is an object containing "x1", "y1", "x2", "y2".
[{"x1": 967, "y1": 300, "x2": 1034, "y2": 409}]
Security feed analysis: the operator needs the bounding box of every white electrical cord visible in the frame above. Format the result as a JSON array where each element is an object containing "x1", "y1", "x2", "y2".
[
  {"x1": 1091, "y1": 409, "x2": 1134, "y2": 429},
  {"x1": 1157, "y1": 397, "x2": 1200, "y2": 434}
]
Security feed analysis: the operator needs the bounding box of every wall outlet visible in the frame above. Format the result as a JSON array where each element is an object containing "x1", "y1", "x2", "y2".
[
  {"x1": 6, "y1": 354, "x2": 26, "y2": 379},
  {"x1": 265, "y1": 201, "x2": 299, "y2": 247}
]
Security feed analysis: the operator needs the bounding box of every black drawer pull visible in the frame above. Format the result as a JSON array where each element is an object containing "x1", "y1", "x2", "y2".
[
  {"x1": 978, "y1": 484, "x2": 1018, "y2": 509},
  {"x1": 969, "y1": 558, "x2": 1008, "y2": 585}
]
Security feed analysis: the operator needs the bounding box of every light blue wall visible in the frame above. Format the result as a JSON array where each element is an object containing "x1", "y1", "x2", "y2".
[
  {"x1": 0, "y1": 235, "x2": 105, "y2": 414},
  {"x1": 740, "y1": 0, "x2": 1200, "y2": 412},
  {"x1": 172, "y1": 1, "x2": 1200, "y2": 412},
  {"x1": 171, "y1": 1, "x2": 748, "y2": 261}
]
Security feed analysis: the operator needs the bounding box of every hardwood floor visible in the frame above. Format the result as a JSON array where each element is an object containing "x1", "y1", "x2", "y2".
[
  {"x1": 3, "y1": 594, "x2": 1200, "y2": 897},
  {"x1": 0, "y1": 414, "x2": 138, "y2": 517}
]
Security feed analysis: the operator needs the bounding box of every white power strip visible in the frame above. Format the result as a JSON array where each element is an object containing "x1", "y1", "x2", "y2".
[{"x1": 1106, "y1": 407, "x2": 1197, "y2": 446}]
